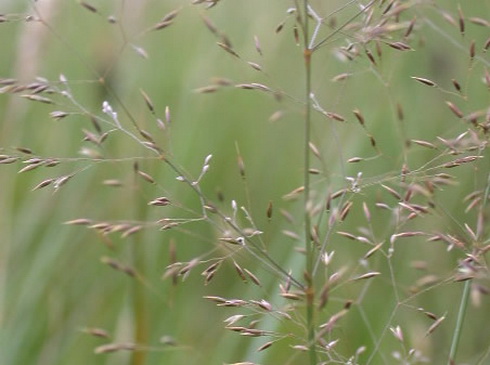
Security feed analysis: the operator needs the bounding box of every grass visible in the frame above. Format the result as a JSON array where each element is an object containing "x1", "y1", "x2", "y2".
[{"x1": 1, "y1": 1, "x2": 490, "y2": 364}]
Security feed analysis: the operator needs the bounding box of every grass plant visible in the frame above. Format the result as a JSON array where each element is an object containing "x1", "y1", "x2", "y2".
[{"x1": 1, "y1": 1, "x2": 489, "y2": 364}]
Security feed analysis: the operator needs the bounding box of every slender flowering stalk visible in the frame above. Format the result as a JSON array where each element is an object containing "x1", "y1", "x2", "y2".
[{"x1": 300, "y1": 2, "x2": 317, "y2": 364}]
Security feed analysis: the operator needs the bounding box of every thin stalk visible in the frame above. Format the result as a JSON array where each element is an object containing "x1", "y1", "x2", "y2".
[
  {"x1": 301, "y1": 2, "x2": 317, "y2": 365},
  {"x1": 131, "y1": 177, "x2": 149, "y2": 365},
  {"x1": 162, "y1": 157, "x2": 304, "y2": 289},
  {"x1": 448, "y1": 280, "x2": 471, "y2": 364},
  {"x1": 131, "y1": 242, "x2": 148, "y2": 365}
]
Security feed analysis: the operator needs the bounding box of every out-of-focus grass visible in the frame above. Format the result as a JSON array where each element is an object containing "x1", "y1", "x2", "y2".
[{"x1": 1, "y1": 1, "x2": 489, "y2": 365}]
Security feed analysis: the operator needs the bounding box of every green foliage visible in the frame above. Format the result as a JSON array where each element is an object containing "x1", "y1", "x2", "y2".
[{"x1": 0, "y1": 1, "x2": 489, "y2": 364}]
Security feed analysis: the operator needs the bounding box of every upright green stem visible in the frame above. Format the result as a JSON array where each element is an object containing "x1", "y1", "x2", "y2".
[
  {"x1": 302, "y1": 2, "x2": 317, "y2": 364},
  {"x1": 131, "y1": 179, "x2": 149, "y2": 365},
  {"x1": 131, "y1": 242, "x2": 148, "y2": 365},
  {"x1": 448, "y1": 280, "x2": 471, "y2": 365}
]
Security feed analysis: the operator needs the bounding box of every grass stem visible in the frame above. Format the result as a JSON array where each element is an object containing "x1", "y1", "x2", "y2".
[
  {"x1": 448, "y1": 280, "x2": 471, "y2": 364},
  {"x1": 301, "y1": 2, "x2": 317, "y2": 365}
]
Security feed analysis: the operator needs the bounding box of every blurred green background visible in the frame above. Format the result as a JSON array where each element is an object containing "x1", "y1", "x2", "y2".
[{"x1": 1, "y1": 1, "x2": 489, "y2": 364}]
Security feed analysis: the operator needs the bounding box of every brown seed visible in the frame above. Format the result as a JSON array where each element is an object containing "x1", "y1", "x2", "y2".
[
  {"x1": 330, "y1": 189, "x2": 347, "y2": 200},
  {"x1": 102, "y1": 179, "x2": 123, "y2": 187},
  {"x1": 347, "y1": 157, "x2": 363, "y2": 163},
  {"x1": 387, "y1": 41, "x2": 412, "y2": 51},
  {"x1": 465, "y1": 196, "x2": 481, "y2": 213},
  {"x1": 148, "y1": 197, "x2": 171, "y2": 206},
  {"x1": 404, "y1": 17, "x2": 416, "y2": 38},
  {"x1": 235, "y1": 83, "x2": 271, "y2": 93},
  {"x1": 463, "y1": 190, "x2": 482, "y2": 202},
  {"x1": 364, "y1": 242, "x2": 384, "y2": 259},
  {"x1": 18, "y1": 162, "x2": 43, "y2": 173},
  {"x1": 153, "y1": 20, "x2": 173, "y2": 31},
  {"x1": 469, "y1": 40, "x2": 476, "y2": 60},
  {"x1": 351, "y1": 270, "x2": 380, "y2": 281},
  {"x1": 411, "y1": 76, "x2": 437, "y2": 87},
  {"x1": 331, "y1": 73, "x2": 352, "y2": 82},
  {"x1": 201, "y1": 261, "x2": 221, "y2": 276},
  {"x1": 266, "y1": 201, "x2": 273, "y2": 219},
  {"x1": 443, "y1": 156, "x2": 480, "y2": 168},
  {"x1": 382, "y1": 0, "x2": 394, "y2": 14},
  {"x1": 21, "y1": 94, "x2": 53, "y2": 104},
  {"x1": 23, "y1": 157, "x2": 43, "y2": 164},
  {"x1": 32, "y1": 178, "x2": 55, "y2": 191},
  {"x1": 390, "y1": 231, "x2": 426, "y2": 244},
  {"x1": 217, "y1": 42, "x2": 240, "y2": 58},
  {"x1": 484, "y1": 37, "x2": 490, "y2": 52},
  {"x1": 308, "y1": 142, "x2": 321, "y2": 159},
  {"x1": 469, "y1": 17, "x2": 490, "y2": 27},
  {"x1": 280, "y1": 292, "x2": 303, "y2": 300},
  {"x1": 101, "y1": 257, "x2": 135, "y2": 277},
  {"x1": 445, "y1": 101, "x2": 464, "y2": 118},
  {"x1": 50, "y1": 111, "x2": 69, "y2": 120},
  {"x1": 293, "y1": 25, "x2": 299, "y2": 46},
  {"x1": 283, "y1": 186, "x2": 304, "y2": 200},
  {"x1": 251, "y1": 299, "x2": 272, "y2": 311},
  {"x1": 0, "y1": 78, "x2": 16, "y2": 85},
  {"x1": 254, "y1": 35, "x2": 262, "y2": 56},
  {"x1": 326, "y1": 112, "x2": 345, "y2": 122},
  {"x1": 365, "y1": 48, "x2": 377, "y2": 65},
  {"x1": 94, "y1": 343, "x2": 135, "y2": 354},
  {"x1": 396, "y1": 103, "x2": 404, "y2": 121},
  {"x1": 244, "y1": 269, "x2": 261, "y2": 286},
  {"x1": 381, "y1": 184, "x2": 401, "y2": 200},
  {"x1": 140, "y1": 89, "x2": 154, "y2": 113},
  {"x1": 375, "y1": 202, "x2": 390, "y2": 210},
  {"x1": 15, "y1": 147, "x2": 33, "y2": 155},
  {"x1": 54, "y1": 175, "x2": 73, "y2": 190},
  {"x1": 194, "y1": 85, "x2": 220, "y2": 93},
  {"x1": 257, "y1": 340, "x2": 275, "y2": 352},
  {"x1": 319, "y1": 309, "x2": 348, "y2": 333},
  {"x1": 451, "y1": 79, "x2": 462, "y2": 93},
  {"x1": 204, "y1": 271, "x2": 216, "y2": 285},
  {"x1": 83, "y1": 129, "x2": 101, "y2": 145},
  {"x1": 376, "y1": 40, "x2": 382, "y2": 60},
  {"x1": 137, "y1": 170, "x2": 155, "y2": 184},
  {"x1": 247, "y1": 62, "x2": 262, "y2": 71},
  {"x1": 369, "y1": 135, "x2": 376, "y2": 148},
  {"x1": 337, "y1": 231, "x2": 357, "y2": 240},
  {"x1": 411, "y1": 139, "x2": 437, "y2": 149},
  {"x1": 88, "y1": 115, "x2": 102, "y2": 134},
  {"x1": 275, "y1": 20, "x2": 285, "y2": 33},
  {"x1": 353, "y1": 109, "x2": 365, "y2": 125},
  {"x1": 426, "y1": 315, "x2": 446, "y2": 336},
  {"x1": 80, "y1": 1, "x2": 97, "y2": 13},
  {"x1": 399, "y1": 202, "x2": 421, "y2": 215},
  {"x1": 458, "y1": 6, "x2": 465, "y2": 35},
  {"x1": 200, "y1": 14, "x2": 218, "y2": 34},
  {"x1": 362, "y1": 202, "x2": 371, "y2": 222},
  {"x1": 203, "y1": 295, "x2": 227, "y2": 304},
  {"x1": 235, "y1": 153, "x2": 245, "y2": 178},
  {"x1": 121, "y1": 226, "x2": 142, "y2": 238},
  {"x1": 161, "y1": 8, "x2": 180, "y2": 23},
  {"x1": 291, "y1": 345, "x2": 309, "y2": 352},
  {"x1": 64, "y1": 218, "x2": 92, "y2": 225},
  {"x1": 84, "y1": 328, "x2": 110, "y2": 338},
  {"x1": 269, "y1": 110, "x2": 283, "y2": 122},
  {"x1": 233, "y1": 261, "x2": 247, "y2": 282},
  {"x1": 484, "y1": 69, "x2": 490, "y2": 89},
  {"x1": 219, "y1": 299, "x2": 248, "y2": 307},
  {"x1": 339, "y1": 201, "x2": 353, "y2": 221}
]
